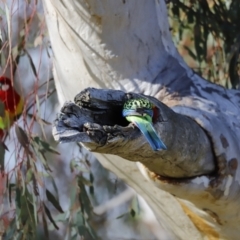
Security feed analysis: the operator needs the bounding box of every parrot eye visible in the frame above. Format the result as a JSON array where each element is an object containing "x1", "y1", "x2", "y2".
[{"x1": 0, "y1": 83, "x2": 10, "y2": 91}]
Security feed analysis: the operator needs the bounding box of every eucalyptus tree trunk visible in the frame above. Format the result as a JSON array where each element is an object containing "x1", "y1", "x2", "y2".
[{"x1": 43, "y1": 0, "x2": 240, "y2": 239}]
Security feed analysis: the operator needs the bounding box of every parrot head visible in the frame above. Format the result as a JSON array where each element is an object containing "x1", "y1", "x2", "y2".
[
  {"x1": 122, "y1": 98, "x2": 155, "y2": 121},
  {"x1": 0, "y1": 76, "x2": 21, "y2": 112}
]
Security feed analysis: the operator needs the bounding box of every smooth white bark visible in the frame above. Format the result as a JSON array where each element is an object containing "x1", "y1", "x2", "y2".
[{"x1": 44, "y1": 0, "x2": 240, "y2": 239}]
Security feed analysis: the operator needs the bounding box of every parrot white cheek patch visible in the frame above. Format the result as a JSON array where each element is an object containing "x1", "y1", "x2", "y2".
[{"x1": 2, "y1": 84, "x2": 10, "y2": 91}]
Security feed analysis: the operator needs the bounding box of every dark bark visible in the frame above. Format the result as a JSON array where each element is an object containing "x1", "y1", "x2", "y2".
[{"x1": 53, "y1": 88, "x2": 215, "y2": 178}]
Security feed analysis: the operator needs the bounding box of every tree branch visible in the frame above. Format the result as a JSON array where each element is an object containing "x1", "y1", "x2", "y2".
[
  {"x1": 44, "y1": 0, "x2": 240, "y2": 238},
  {"x1": 53, "y1": 88, "x2": 215, "y2": 178}
]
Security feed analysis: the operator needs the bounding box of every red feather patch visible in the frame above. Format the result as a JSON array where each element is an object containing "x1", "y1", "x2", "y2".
[{"x1": 0, "y1": 77, "x2": 21, "y2": 112}]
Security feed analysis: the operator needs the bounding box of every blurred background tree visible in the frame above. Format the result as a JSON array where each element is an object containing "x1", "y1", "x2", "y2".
[
  {"x1": 0, "y1": 0, "x2": 239, "y2": 239},
  {"x1": 168, "y1": 0, "x2": 240, "y2": 89}
]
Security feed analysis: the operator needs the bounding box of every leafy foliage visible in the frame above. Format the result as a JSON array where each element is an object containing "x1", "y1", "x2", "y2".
[
  {"x1": 2, "y1": 126, "x2": 98, "y2": 239},
  {"x1": 168, "y1": 0, "x2": 240, "y2": 89},
  {"x1": 0, "y1": 2, "x2": 98, "y2": 239}
]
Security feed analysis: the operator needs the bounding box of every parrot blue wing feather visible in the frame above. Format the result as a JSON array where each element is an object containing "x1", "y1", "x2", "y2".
[
  {"x1": 146, "y1": 122, "x2": 167, "y2": 150},
  {"x1": 132, "y1": 119, "x2": 158, "y2": 151},
  {"x1": 123, "y1": 98, "x2": 167, "y2": 151}
]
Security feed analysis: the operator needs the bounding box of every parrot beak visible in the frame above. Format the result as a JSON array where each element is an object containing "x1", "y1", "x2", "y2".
[{"x1": 122, "y1": 108, "x2": 153, "y2": 117}]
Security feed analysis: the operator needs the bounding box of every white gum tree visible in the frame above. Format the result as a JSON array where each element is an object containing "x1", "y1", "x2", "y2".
[{"x1": 43, "y1": 0, "x2": 240, "y2": 239}]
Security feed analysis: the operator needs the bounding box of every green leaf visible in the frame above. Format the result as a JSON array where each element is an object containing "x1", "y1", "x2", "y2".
[
  {"x1": 89, "y1": 173, "x2": 94, "y2": 183},
  {"x1": 46, "y1": 189, "x2": 64, "y2": 213},
  {"x1": 70, "y1": 159, "x2": 75, "y2": 172},
  {"x1": 229, "y1": 51, "x2": 239, "y2": 89},
  {"x1": 32, "y1": 193, "x2": 38, "y2": 225},
  {"x1": 116, "y1": 212, "x2": 128, "y2": 219},
  {"x1": 11, "y1": 45, "x2": 19, "y2": 62},
  {"x1": 19, "y1": 190, "x2": 37, "y2": 230},
  {"x1": 33, "y1": 136, "x2": 60, "y2": 155},
  {"x1": 77, "y1": 177, "x2": 92, "y2": 215},
  {"x1": 8, "y1": 183, "x2": 15, "y2": 203},
  {"x1": 192, "y1": 22, "x2": 203, "y2": 64},
  {"x1": 54, "y1": 212, "x2": 67, "y2": 222},
  {"x1": 24, "y1": 49, "x2": 38, "y2": 78},
  {"x1": 74, "y1": 210, "x2": 98, "y2": 239},
  {"x1": 78, "y1": 176, "x2": 92, "y2": 187},
  {"x1": 0, "y1": 101, "x2": 4, "y2": 117},
  {"x1": 85, "y1": 219, "x2": 98, "y2": 239},
  {"x1": 89, "y1": 185, "x2": 94, "y2": 195},
  {"x1": 4, "y1": 218, "x2": 17, "y2": 240},
  {"x1": 50, "y1": 177, "x2": 59, "y2": 199},
  {"x1": 4, "y1": 4, "x2": 11, "y2": 42},
  {"x1": 15, "y1": 187, "x2": 21, "y2": 209},
  {"x1": 76, "y1": 211, "x2": 89, "y2": 237},
  {"x1": 75, "y1": 210, "x2": 84, "y2": 225},
  {"x1": 89, "y1": 173, "x2": 94, "y2": 194},
  {"x1": 38, "y1": 151, "x2": 52, "y2": 172},
  {"x1": 15, "y1": 125, "x2": 29, "y2": 148},
  {"x1": 0, "y1": 143, "x2": 5, "y2": 172},
  {"x1": 43, "y1": 203, "x2": 59, "y2": 230},
  {"x1": 70, "y1": 185, "x2": 77, "y2": 207},
  {"x1": 69, "y1": 159, "x2": 89, "y2": 173},
  {"x1": 70, "y1": 233, "x2": 78, "y2": 240},
  {"x1": 42, "y1": 210, "x2": 49, "y2": 240},
  {"x1": 183, "y1": 45, "x2": 197, "y2": 60},
  {"x1": 77, "y1": 225, "x2": 88, "y2": 237},
  {"x1": 25, "y1": 169, "x2": 33, "y2": 184},
  {"x1": 172, "y1": 3, "x2": 179, "y2": 18},
  {"x1": 130, "y1": 208, "x2": 136, "y2": 218},
  {"x1": 130, "y1": 195, "x2": 141, "y2": 219}
]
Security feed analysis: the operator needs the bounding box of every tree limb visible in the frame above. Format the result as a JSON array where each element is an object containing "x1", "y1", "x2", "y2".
[
  {"x1": 53, "y1": 88, "x2": 215, "y2": 178},
  {"x1": 43, "y1": 0, "x2": 240, "y2": 238}
]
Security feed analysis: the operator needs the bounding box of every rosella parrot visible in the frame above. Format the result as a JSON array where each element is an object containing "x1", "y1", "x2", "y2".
[
  {"x1": 122, "y1": 98, "x2": 166, "y2": 151},
  {"x1": 0, "y1": 76, "x2": 24, "y2": 140}
]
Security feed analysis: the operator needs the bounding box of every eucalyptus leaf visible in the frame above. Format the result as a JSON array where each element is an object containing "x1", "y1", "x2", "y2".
[
  {"x1": 15, "y1": 125, "x2": 29, "y2": 149},
  {"x1": 46, "y1": 189, "x2": 64, "y2": 213},
  {"x1": 43, "y1": 203, "x2": 59, "y2": 230}
]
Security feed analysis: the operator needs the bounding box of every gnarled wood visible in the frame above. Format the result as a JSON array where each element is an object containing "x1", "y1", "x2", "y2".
[
  {"x1": 43, "y1": 0, "x2": 240, "y2": 238},
  {"x1": 53, "y1": 88, "x2": 215, "y2": 178}
]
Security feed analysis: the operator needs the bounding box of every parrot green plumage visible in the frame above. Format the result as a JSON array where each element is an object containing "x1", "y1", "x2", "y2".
[
  {"x1": 122, "y1": 98, "x2": 166, "y2": 151},
  {"x1": 0, "y1": 77, "x2": 24, "y2": 140}
]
